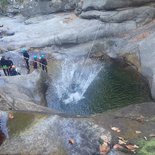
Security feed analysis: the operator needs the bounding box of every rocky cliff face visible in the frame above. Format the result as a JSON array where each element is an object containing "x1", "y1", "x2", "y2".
[
  {"x1": 1, "y1": 1, "x2": 155, "y2": 155},
  {"x1": 1, "y1": 1, "x2": 155, "y2": 98},
  {"x1": 0, "y1": 0, "x2": 81, "y2": 16},
  {"x1": 3, "y1": 6, "x2": 155, "y2": 97}
]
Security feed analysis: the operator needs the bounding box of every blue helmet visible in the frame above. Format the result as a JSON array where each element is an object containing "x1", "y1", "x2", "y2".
[
  {"x1": 41, "y1": 55, "x2": 45, "y2": 59},
  {"x1": 21, "y1": 48, "x2": 27, "y2": 53},
  {"x1": 34, "y1": 55, "x2": 37, "y2": 60}
]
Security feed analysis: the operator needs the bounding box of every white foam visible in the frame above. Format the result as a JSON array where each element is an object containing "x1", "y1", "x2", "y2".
[{"x1": 49, "y1": 57, "x2": 103, "y2": 105}]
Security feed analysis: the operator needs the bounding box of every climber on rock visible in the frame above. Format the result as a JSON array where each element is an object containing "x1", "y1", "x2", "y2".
[
  {"x1": 6, "y1": 57, "x2": 14, "y2": 76},
  {"x1": 10, "y1": 65, "x2": 20, "y2": 76},
  {"x1": 33, "y1": 55, "x2": 38, "y2": 70},
  {"x1": 39, "y1": 54, "x2": 48, "y2": 72},
  {"x1": 0, "y1": 56, "x2": 9, "y2": 76},
  {"x1": 22, "y1": 48, "x2": 30, "y2": 73}
]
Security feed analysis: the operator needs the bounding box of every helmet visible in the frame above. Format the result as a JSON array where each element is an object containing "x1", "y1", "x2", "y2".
[
  {"x1": 34, "y1": 55, "x2": 37, "y2": 60},
  {"x1": 21, "y1": 48, "x2": 27, "y2": 53},
  {"x1": 41, "y1": 55, "x2": 45, "y2": 59}
]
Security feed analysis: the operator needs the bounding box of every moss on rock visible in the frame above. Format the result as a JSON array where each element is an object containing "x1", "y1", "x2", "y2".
[{"x1": 137, "y1": 138, "x2": 155, "y2": 155}]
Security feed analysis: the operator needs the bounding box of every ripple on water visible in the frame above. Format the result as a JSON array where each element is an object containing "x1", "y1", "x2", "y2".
[{"x1": 46, "y1": 58, "x2": 151, "y2": 116}]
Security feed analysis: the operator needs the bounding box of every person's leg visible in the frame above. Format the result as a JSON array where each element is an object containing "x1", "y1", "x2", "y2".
[
  {"x1": 45, "y1": 66, "x2": 48, "y2": 72},
  {"x1": 3, "y1": 69, "x2": 7, "y2": 76},
  {"x1": 0, "y1": 130, "x2": 6, "y2": 145},
  {"x1": 42, "y1": 65, "x2": 44, "y2": 71},
  {"x1": 26, "y1": 59, "x2": 30, "y2": 70},
  {"x1": 6, "y1": 69, "x2": 9, "y2": 76},
  {"x1": 8, "y1": 68, "x2": 11, "y2": 76},
  {"x1": 25, "y1": 59, "x2": 30, "y2": 73}
]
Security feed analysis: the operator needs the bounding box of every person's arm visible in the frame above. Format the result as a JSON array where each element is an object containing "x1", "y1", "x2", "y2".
[{"x1": 11, "y1": 61, "x2": 13, "y2": 66}]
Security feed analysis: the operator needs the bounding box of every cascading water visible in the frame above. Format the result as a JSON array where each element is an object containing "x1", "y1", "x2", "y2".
[
  {"x1": 46, "y1": 56, "x2": 151, "y2": 116},
  {"x1": 53, "y1": 58, "x2": 103, "y2": 104},
  {"x1": 46, "y1": 57, "x2": 103, "y2": 112}
]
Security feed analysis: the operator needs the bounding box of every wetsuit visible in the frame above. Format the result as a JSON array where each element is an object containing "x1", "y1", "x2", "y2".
[
  {"x1": 23, "y1": 52, "x2": 30, "y2": 72},
  {"x1": 6, "y1": 59, "x2": 13, "y2": 76},
  {"x1": 40, "y1": 58, "x2": 47, "y2": 72},
  {"x1": 33, "y1": 61, "x2": 38, "y2": 69},
  {"x1": 0, "y1": 57, "x2": 8, "y2": 76},
  {"x1": 10, "y1": 68, "x2": 20, "y2": 76}
]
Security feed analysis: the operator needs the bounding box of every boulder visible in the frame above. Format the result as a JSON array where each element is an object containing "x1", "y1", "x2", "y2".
[
  {"x1": 0, "y1": 14, "x2": 136, "y2": 50},
  {"x1": 138, "y1": 32, "x2": 155, "y2": 99},
  {"x1": 0, "y1": 70, "x2": 48, "y2": 107},
  {"x1": 80, "y1": 6, "x2": 155, "y2": 26},
  {"x1": 82, "y1": 0, "x2": 155, "y2": 11},
  {"x1": 0, "y1": 0, "x2": 81, "y2": 17}
]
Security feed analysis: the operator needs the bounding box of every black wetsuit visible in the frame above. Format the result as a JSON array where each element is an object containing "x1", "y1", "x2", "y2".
[
  {"x1": 33, "y1": 61, "x2": 38, "y2": 69},
  {"x1": 10, "y1": 68, "x2": 20, "y2": 76},
  {"x1": 0, "y1": 58, "x2": 8, "y2": 76},
  {"x1": 40, "y1": 58, "x2": 47, "y2": 72},
  {"x1": 6, "y1": 59, "x2": 13, "y2": 76},
  {"x1": 23, "y1": 52, "x2": 30, "y2": 71}
]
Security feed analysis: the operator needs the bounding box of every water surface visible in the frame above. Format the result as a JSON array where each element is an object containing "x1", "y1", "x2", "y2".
[{"x1": 46, "y1": 57, "x2": 151, "y2": 116}]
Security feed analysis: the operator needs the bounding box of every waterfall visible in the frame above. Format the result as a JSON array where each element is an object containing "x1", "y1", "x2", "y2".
[{"x1": 47, "y1": 57, "x2": 103, "y2": 105}]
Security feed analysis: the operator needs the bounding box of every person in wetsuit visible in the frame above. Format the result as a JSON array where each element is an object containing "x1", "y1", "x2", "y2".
[
  {"x1": 33, "y1": 55, "x2": 38, "y2": 70},
  {"x1": 39, "y1": 55, "x2": 48, "y2": 72},
  {"x1": 0, "y1": 56, "x2": 9, "y2": 76},
  {"x1": 22, "y1": 48, "x2": 30, "y2": 73},
  {"x1": 10, "y1": 66, "x2": 20, "y2": 76},
  {"x1": 6, "y1": 57, "x2": 13, "y2": 76}
]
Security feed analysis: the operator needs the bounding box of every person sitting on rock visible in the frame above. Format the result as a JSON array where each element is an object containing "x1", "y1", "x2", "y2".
[
  {"x1": 6, "y1": 57, "x2": 13, "y2": 76},
  {"x1": 33, "y1": 55, "x2": 38, "y2": 69},
  {"x1": 10, "y1": 65, "x2": 20, "y2": 76},
  {"x1": 39, "y1": 54, "x2": 48, "y2": 72},
  {"x1": 22, "y1": 48, "x2": 30, "y2": 73},
  {"x1": 0, "y1": 56, "x2": 9, "y2": 76}
]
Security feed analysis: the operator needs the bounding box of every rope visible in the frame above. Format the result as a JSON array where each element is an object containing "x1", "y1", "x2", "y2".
[
  {"x1": 78, "y1": 22, "x2": 102, "y2": 78},
  {"x1": 84, "y1": 22, "x2": 102, "y2": 64}
]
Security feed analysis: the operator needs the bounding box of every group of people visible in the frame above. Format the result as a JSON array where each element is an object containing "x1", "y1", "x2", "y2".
[
  {"x1": 22, "y1": 48, "x2": 48, "y2": 73},
  {"x1": 0, "y1": 48, "x2": 48, "y2": 76},
  {"x1": 0, "y1": 56, "x2": 20, "y2": 76}
]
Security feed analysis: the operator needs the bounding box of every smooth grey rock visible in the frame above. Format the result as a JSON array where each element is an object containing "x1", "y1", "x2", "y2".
[
  {"x1": 138, "y1": 32, "x2": 155, "y2": 99},
  {"x1": 0, "y1": 70, "x2": 47, "y2": 106},
  {"x1": 21, "y1": 0, "x2": 80, "y2": 17},
  {"x1": 0, "y1": 93, "x2": 52, "y2": 113},
  {"x1": 82, "y1": 0, "x2": 155, "y2": 11},
  {"x1": 0, "y1": 0, "x2": 80, "y2": 17},
  {"x1": 80, "y1": 6, "x2": 155, "y2": 26},
  {"x1": 0, "y1": 14, "x2": 136, "y2": 50}
]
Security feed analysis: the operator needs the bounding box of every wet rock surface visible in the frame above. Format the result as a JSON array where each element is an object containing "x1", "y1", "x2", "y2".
[
  {"x1": 0, "y1": 13, "x2": 136, "y2": 50},
  {"x1": 81, "y1": 0, "x2": 155, "y2": 11},
  {"x1": 0, "y1": 0, "x2": 155, "y2": 155},
  {"x1": 0, "y1": 113, "x2": 111, "y2": 155},
  {"x1": 0, "y1": 70, "x2": 52, "y2": 113},
  {"x1": 0, "y1": 102, "x2": 155, "y2": 154}
]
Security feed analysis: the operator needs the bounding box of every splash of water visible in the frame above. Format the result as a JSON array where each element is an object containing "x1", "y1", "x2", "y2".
[{"x1": 51, "y1": 57, "x2": 103, "y2": 104}]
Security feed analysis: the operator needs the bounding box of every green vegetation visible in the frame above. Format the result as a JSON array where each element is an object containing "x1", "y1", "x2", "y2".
[
  {"x1": 8, "y1": 112, "x2": 46, "y2": 137},
  {"x1": 137, "y1": 138, "x2": 155, "y2": 155}
]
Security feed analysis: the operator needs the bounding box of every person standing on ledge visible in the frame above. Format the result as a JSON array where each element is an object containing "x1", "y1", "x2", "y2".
[
  {"x1": 39, "y1": 54, "x2": 48, "y2": 72},
  {"x1": 22, "y1": 48, "x2": 30, "y2": 73},
  {"x1": 33, "y1": 55, "x2": 38, "y2": 70},
  {"x1": 0, "y1": 56, "x2": 9, "y2": 76},
  {"x1": 6, "y1": 57, "x2": 13, "y2": 76}
]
